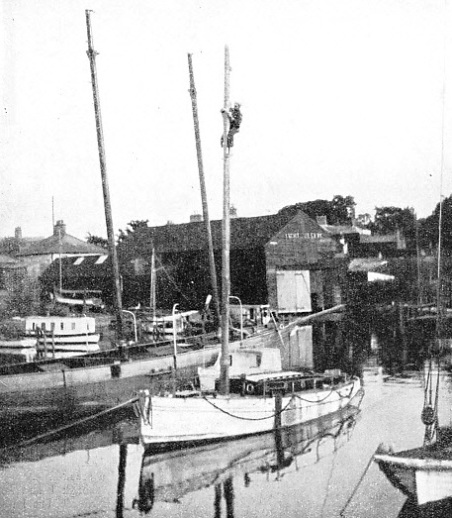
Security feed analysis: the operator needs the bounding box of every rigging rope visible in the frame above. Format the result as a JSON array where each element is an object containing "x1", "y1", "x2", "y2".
[
  {"x1": 2, "y1": 396, "x2": 138, "y2": 451},
  {"x1": 422, "y1": 355, "x2": 441, "y2": 446},
  {"x1": 421, "y1": 0, "x2": 448, "y2": 449},
  {"x1": 199, "y1": 384, "x2": 355, "y2": 421},
  {"x1": 154, "y1": 255, "x2": 193, "y2": 306}
]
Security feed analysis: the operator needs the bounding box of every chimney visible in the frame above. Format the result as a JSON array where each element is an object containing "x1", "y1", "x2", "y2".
[
  {"x1": 316, "y1": 216, "x2": 327, "y2": 226},
  {"x1": 15, "y1": 227, "x2": 22, "y2": 240},
  {"x1": 54, "y1": 220, "x2": 66, "y2": 237},
  {"x1": 230, "y1": 205, "x2": 237, "y2": 218},
  {"x1": 190, "y1": 213, "x2": 203, "y2": 223}
]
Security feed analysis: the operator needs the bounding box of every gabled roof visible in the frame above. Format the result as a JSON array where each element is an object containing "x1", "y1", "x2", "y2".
[
  {"x1": 17, "y1": 233, "x2": 106, "y2": 257},
  {"x1": 139, "y1": 211, "x2": 326, "y2": 253}
]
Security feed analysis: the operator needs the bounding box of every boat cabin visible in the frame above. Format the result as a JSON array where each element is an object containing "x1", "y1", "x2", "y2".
[
  {"x1": 198, "y1": 348, "x2": 294, "y2": 392},
  {"x1": 198, "y1": 347, "x2": 346, "y2": 396},
  {"x1": 24, "y1": 315, "x2": 97, "y2": 336}
]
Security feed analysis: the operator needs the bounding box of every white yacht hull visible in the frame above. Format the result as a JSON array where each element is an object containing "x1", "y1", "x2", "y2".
[{"x1": 139, "y1": 376, "x2": 362, "y2": 446}]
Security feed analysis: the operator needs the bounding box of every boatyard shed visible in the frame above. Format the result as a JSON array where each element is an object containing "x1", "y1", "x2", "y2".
[
  {"x1": 41, "y1": 212, "x2": 346, "y2": 313},
  {"x1": 116, "y1": 211, "x2": 344, "y2": 313}
]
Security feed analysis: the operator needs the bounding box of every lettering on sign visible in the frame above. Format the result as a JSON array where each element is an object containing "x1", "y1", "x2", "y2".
[{"x1": 284, "y1": 232, "x2": 323, "y2": 240}]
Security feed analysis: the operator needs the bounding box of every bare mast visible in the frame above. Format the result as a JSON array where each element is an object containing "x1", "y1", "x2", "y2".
[
  {"x1": 219, "y1": 46, "x2": 231, "y2": 395},
  {"x1": 187, "y1": 53, "x2": 221, "y2": 328},
  {"x1": 150, "y1": 248, "x2": 156, "y2": 321},
  {"x1": 85, "y1": 10, "x2": 123, "y2": 340}
]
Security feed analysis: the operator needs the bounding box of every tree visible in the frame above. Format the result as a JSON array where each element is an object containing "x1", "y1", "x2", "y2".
[
  {"x1": 356, "y1": 213, "x2": 372, "y2": 227},
  {"x1": 369, "y1": 206, "x2": 417, "y2": 247},
  {"x1": 278, "y1": 195, "x2": 356, "y2": 225},
  {"x1": 3, "y1": 273, "x2": 42, "y2": 317},
  {"x1": 0, "y1": 237, "x2": 20, "y2": 256},
  {"x1": 118, "y1": 220, "x2": 149, "y2": 243},
  {"x1": 331, "y1": 195, "x2": 356, "y2": 223},
  {"x1": 86, "y1": 234, "x2": 109, "y2": 248},
  {"x1": 420, "y1": 195, "x2": 452, "y2": 250}
]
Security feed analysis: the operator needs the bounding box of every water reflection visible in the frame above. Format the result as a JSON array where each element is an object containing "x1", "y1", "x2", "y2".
[
  {"x1": 136, "y1": 403, "x2": 362, "y2": 515},
  {"x1": 3, "y1": 298, "x2": 450, "y2": 517},
  {"x1": 0, "y1": 400, "x2": 361, "y2": 518}
]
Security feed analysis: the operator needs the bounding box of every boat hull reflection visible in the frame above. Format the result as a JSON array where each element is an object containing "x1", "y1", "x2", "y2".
[{"x1": 137, "y1": 397, "x2": 363, "y2": 512}]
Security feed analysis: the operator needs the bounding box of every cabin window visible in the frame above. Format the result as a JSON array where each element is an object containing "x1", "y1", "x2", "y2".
[
  {"x1": 60, "y1": 323, "x2": 64, "y2": 331},
  {"x1": 72, "y1": 323, "x2": 76, "y2": 331},
  {"x1": 41, "y1": 323, "x2": 46, "y2": 331},
  {"x1": 32, "y1": 323, "x2": 36, "y2": 331},
  {"x1": 229, "y1": 355, "x2": 233, "y2": 366}
]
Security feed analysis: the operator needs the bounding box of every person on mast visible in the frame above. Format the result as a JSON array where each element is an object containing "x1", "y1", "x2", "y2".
[{"x1": 221, "y1": 103, "x2": 242, "y2": 149}]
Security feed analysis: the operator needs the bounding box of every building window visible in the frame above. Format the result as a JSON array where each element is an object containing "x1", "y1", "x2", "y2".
[{"x1": 95, "y1": 255, "x2": 108, "y2": 265}]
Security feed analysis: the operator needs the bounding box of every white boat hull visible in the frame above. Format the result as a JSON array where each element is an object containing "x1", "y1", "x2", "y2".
[
  {"x1": 375, "y1": 452, "x2": 452, "y2": 505},
  {"x1": 36, "y1": 334, "x2": 100, "y2": 345},
  {"x1": 139, "y1": 377, "x2": 362, "y2": 445},
  {"x1": 139, "y1": 405, "x2": 361, "y2": 504},
  {"x1": 0, "y1": 338, "x2": 37, "y2": 349},
  {"x1": 35, "y1": 333, "x2": 100, "y2": 358}
]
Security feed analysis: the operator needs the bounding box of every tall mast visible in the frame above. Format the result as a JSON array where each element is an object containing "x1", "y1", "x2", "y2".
[
  {"x1": 150, "y1": 247, "x2": 156, "y2": 321},
  {"x1": 187, "y1": 53, "x2": 221, "y2": 328},
  {"x1": 85, "y1": 10, "x2": 123, "y2": 340},
  {"x1": 58, "y1": 227, "x2": 63, "y2": 293},
  {"x1": 219, "y1": 46, "x2": 231, "y2": 395}
]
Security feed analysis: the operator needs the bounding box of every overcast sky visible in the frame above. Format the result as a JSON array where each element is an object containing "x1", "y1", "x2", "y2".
[{"x1": 2, "y1": 0, "x2": 452, "y2": 240}]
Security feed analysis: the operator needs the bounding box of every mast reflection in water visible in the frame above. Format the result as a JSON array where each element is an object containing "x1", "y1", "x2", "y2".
[
  {"x1": 0, "y1": 400, "x2": 361, "y2": 518},
  {"x1": 136, "y1": 404, "x2": 362, "y2": 515}
]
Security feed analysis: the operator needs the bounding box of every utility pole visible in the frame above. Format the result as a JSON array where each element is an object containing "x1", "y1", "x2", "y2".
[
  {"x1": 187, "y1": 53, "x2": 221, "y2": 328},
  {"x1": 219, "y1": 46, "x2": 231, "y2": 395},
  {"x1": 85, "y1": 10, "x2": 123, "y2": 340}
]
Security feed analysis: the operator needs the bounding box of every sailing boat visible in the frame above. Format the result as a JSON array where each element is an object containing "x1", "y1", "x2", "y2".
[
  {"x1": 136, "y1": 47, "x2": 363, "y2": 448},
  {"x1": 374, "y1": 183, "x2": 452, "y2": 507}
]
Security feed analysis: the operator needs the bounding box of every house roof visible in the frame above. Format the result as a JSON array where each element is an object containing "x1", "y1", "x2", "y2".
[
  {"x1": 320, "y1": 224, "x2": 370, "y2": 236},
  {"x1": 17, "y1": 232, "x2": 106, "y2": 257},
  {"x1": 135, "y1": 211, "x2": 327, "y2": 253},
  {"x1": 0, "y1": 254, "x2": 19, "y2": 265},
  {"x1": 360, "y1": 234, "x2": 398, "y2": 244},
  {"x1": 348, "y1": 258, "x2": 389, "y2": 272}
]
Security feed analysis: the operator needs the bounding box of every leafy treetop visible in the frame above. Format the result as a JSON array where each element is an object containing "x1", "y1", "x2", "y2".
[{"x1": 278, "y1": 195, "x2": 356, "y2": 225}]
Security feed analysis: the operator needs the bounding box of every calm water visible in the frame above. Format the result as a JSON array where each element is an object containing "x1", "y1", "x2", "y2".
[{"x1": 1, "y1": 319, "x2": 452, "y2": 517}]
